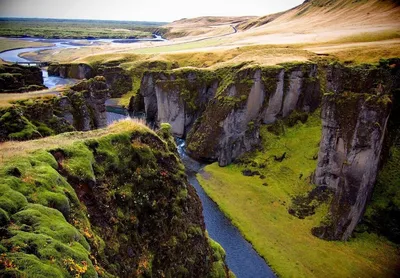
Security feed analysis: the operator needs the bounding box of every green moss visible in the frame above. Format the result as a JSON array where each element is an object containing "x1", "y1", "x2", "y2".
[{"x1": 62, "y1": 143, "x2": 96, "y2": 181}]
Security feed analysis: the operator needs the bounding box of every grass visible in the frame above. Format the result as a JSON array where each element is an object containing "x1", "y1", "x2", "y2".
[
  {"x1": 329, "y1": 30, "x2": 400, "y2": 44},
  {"x1": 0, "y1": 37, "x2": 53, "y2": 52},
  {"x1": 0, "y1": 89, "x2": 63, "y2": 108},
  {"x1": 0, "y1": 18, "x2": 164, "y2": 39},
  {"x1": 328, "y1": 43, "x2": 400, "y2": 64},
  {"x1": 133, "y1": 37, "x2": 228, "y2": 54},
  {"x1": 197, "y1": 111, "x2": 400, "y2": 277},
  {"x1": 0, "y1": 118, "x2": 148, "y2": 164}
]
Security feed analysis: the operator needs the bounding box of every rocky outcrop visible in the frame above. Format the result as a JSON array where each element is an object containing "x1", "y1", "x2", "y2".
[
  {"x1": 140, "y1": 69, "x2": 218, "y2": 137},
  {"x1": 48, "y1": 63, "x2": 93, "y2": 79},
  {"x1": 48, "y1": 62, "x2": 132, "y2": 97},
  {"x1": 68, "y1": 76, "x2": 108, "y2": 130},
  {"x1": 0, "y1": 64, "x2": 45, "y2": 92},
  {"x1": 0, "y1": 122, "x2": 230, "y2": 277},
  {"x1": 312, "y1": 60, "x2": 399, "y2": 241},
  {"x1": 0, "y1": 76, "x2": 108, "y2": 141},
  {"x1": 97, "y1": 64, "x2": 132, "y2": 97}
]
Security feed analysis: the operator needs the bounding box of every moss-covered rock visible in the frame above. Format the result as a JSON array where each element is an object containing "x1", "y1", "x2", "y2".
[
  {"x1": 0, "y1": 77, "x2": 108, "y2": 141},
  {"x1": 0, "y1": 120, "x2": 229, "y2": 277},
  {"x1": 0, "y1": 64, "x2": 45, "y2": 93}
]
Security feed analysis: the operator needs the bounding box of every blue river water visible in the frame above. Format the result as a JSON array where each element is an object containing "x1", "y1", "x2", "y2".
[{"x1": 176, "y1": 140, "x2": 276, "y2": 278}]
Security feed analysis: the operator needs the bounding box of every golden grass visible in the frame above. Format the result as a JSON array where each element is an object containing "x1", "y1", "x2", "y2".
[
  {"x1": 329, "y1": 30, "x2": 400, "y2": 44},
  {"x1": 0, "y1": 38, "x2": 53, "y2": 53},
  {"x1": 0, "y1": 89, "x2": 64, "y2": 108},
  {"x1": 197, "y1": 112, "x2": 400, "y2": 277},
  {"x1": 330, "y1": 43, "x2": 400, "y2": 64},
  {"x1": 0, "y1": 118, "x2": 149, "y2": 164}
]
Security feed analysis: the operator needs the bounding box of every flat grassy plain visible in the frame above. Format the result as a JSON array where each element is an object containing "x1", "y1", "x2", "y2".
[
  {"x1": 0, "y1": 37, "x2": 52, "y2": 52},
  {"x1": 197, "y1": 112, "x2": 400, "y2": 278},
  {"x1": 0, "y1": 18, "x2": 165, "y2": 39}
]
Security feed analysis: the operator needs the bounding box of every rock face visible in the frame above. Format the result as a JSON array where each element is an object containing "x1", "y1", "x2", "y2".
[
  {"x1": 138, "y1": 64, "x2": 320, "y2": 166},
  {"x1": 186, "y1": 63, "x2": 320, "y2": 166},
  {"x1": 68, "y1": 76, "x2": 108, "y2": 130},
  {"x1": 140, "y1": 69, "x2": 218, "y2": 137},
  {"x1": 138, "y1": 60, "x2": 400, "y2": 242},
  {"x1": 0, "y1": 122, "x2": 230, "y2": 277},
  {"x1": 48, "y1": 63, "x2": 94, "y2": 79},
  {"x1": 48, "y1": 62, "x2": 132, "y2": 97},
  {"x1": 0, "y1": 76, "x2": 108, "y2": 141},
  {"x1": 312, "y1": 61, "x2": 399, "y2": 240},
  {"x1": 0, "y1": 64, "x2": 45, "y2": 92},
  {"x1": 97, "y1": 64, "x2": 132, "y2": 98}
]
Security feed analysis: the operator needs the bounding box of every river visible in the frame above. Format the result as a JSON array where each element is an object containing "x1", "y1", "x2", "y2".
[
  {"x1": 0, "y1": 36, "x2": 166, "y2": 88},
  {"x1": 0, "y1": 38, "x2": 276, "y2": 278}
]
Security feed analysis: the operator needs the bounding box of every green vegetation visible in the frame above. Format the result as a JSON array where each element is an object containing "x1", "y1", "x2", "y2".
[
  {"x1": 0, "y1": 119, "x2": 228, "y2": 277},
  {"x1": 197, "y1": 111, "x2": 400, "y2": 277},
  {"x1": 0, "y1": 18, "x2": 166, "y2": 39}
]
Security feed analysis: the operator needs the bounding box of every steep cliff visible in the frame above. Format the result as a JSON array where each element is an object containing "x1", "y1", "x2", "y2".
[
  {"x1": 0, "y1": 64, "x2": 45, "y2": 93},
  {"x1": 186, "y1": 63, "x2": 320, "y2": 166},
  {"x1": 48, "y1": 62, "x2": 132, "y2": 98},
  {"x1": 48, "y1": 63, "x2": 94, "y2": 79},
  {"x1": 311, "y1": 60, "x2": 399, "y2": 240},
  {"x1": 138, "y1": 59, "x2": 400, "y2": 243},
  {"x1": 312, "y1": 59, "x2": 400, "y2": 240},
  {"x1": 0, "y1": 121, "x2": 230, "y2": 277},
  {"x1": 0, "y1": 76, "x2": 108, "y2": 141},
  {"x1": 138, "y1": 63, "x2": 320, "y2": 166},
  {"x1": 139, "y1": 68, "x2": 218, "y2": 137}
]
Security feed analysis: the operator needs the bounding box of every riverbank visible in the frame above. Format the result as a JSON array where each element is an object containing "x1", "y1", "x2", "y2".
[{"x1": 197, "y1": 111, "x2": 400, "y2": 277}]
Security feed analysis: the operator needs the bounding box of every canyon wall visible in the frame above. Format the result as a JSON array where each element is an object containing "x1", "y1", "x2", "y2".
[
  {"x1": 0, "y1": 76, "x2": 108, "y2": 141},
  {"x1": 48, "y1": 62, "x2": 132, "y2": 98},
  {"x1": 0, "y1": 122, "x2": 230, "y2": 277},
  {"x1": 137, "y1": 59, "x2": 400, "y2": 241},
  {"x1": 0, "y1": 64, "x2": 45, "y2": 93},
  {"x1": 313, "y1": 60, "x2": 400, "y2": 240}
]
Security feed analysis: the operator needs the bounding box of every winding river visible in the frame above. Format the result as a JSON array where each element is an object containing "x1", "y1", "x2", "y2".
[{"x1": 0, "y1": 38, "x2": 276, "y2": 278}]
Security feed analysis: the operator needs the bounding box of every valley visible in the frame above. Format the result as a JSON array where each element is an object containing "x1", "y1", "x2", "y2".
[{"x1": 0, "y1": 0, "x2": 399, "y2": 277}]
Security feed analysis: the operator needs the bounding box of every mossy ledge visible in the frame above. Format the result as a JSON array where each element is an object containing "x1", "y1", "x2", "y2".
[
  {"x1": 0, "y1": 120, "x2": 230, "y2": 277},
  {"x1": 0, "y1": 76, "x2": 108, "y2": 142}
]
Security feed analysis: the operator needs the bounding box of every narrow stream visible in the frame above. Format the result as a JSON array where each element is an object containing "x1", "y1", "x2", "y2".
[{"x1": 176, "y1": 140, "x2": 276, "y2": 278}]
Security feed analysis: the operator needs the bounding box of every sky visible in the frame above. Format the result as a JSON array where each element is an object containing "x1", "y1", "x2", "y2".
[{"x1": 0, "y1": 0, "x2": 304, "y2": 22}]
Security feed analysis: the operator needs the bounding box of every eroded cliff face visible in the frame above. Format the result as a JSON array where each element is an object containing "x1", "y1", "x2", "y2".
[
  {"x1": 186, "y1": 63, "x2": 320, "y2": 166},
  {"x1": 137, "y1": 59, "x2": 400, "y2": 242},
  {"x1": 0, "y1": 64, "x2": 45, "y2": 93},
  {"x1": 48, "y1": 62, "x2": 132, "y2": 98},
  {"x1": 0, "y1": 122, "x2": 229, "y2": 277},
  {"x1": 138, "y1": 64, "x2": 320, "y2": 166},
  {"x1": 0, "y1": 76, "x2": 108, "y2": 141},
  {"x1": 312, "y1": 61, "x2": 399, "y2": 240},
  {"x1": 140, "y1": 69, "x2": 218, "y2": 137}
]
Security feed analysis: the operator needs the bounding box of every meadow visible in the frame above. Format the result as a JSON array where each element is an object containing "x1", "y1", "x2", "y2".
[{"x1": 0, "y1": 18, "x2": 167, "y2": 39}]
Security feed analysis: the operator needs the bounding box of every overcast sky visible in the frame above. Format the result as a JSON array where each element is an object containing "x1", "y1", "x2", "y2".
[{"x1": 0, "y1": 0, "x2": 304, "y2": 22}]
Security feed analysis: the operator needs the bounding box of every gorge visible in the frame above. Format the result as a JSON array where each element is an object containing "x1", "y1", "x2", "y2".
[{"x1": 1, "y1": 0, "x2": 400, "y2": 275}]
